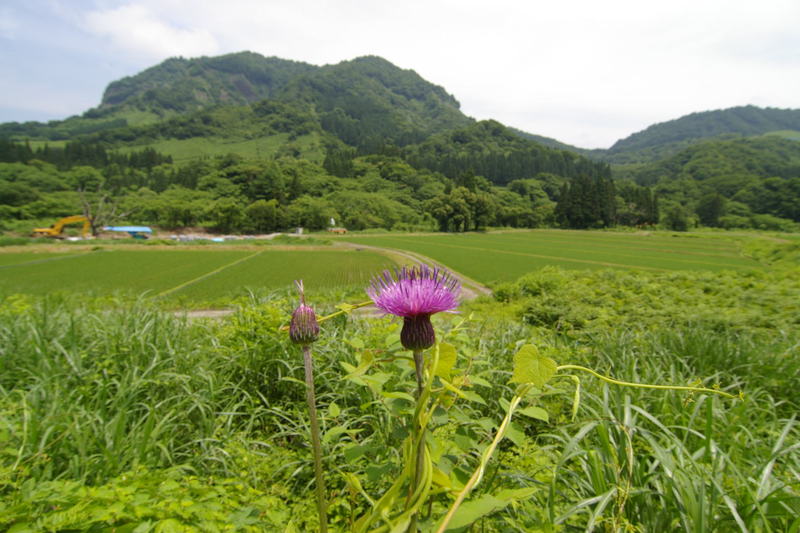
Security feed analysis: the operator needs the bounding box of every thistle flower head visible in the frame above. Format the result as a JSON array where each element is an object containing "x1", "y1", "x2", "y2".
[
  {"x1": 290, "y1": 280, "x2": 319, "y2": 346},
  {"x1": 368, "y1": 263, "x2": 461, "y2": 318},
  {"x1": 367, "y1": 264, "x2": 461, "y2": 351}
]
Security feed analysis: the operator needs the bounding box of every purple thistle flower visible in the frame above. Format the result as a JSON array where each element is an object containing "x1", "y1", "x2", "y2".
[{"x1": 368, "y1": 264, "x2": 461, "y2": 351}]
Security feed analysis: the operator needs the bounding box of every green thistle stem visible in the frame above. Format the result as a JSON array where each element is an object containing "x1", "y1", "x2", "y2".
[
  {"x1": 303, "y1": 345, "x2": 328, "y2": 533},
  {"x1": 408, "y1": 349, "x2": 426, "y2": 533}
]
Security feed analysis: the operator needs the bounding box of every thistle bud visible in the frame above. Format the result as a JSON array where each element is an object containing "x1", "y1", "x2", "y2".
[
  {"x1": 400, "y1": 314, "x2": 435, "y2": 351},
  {"x1": 290, "y1": 280, "x2": 319, "y2": 346},
  {"x1": 290, "y1": 303, "x2": 320, "y2": 345}
]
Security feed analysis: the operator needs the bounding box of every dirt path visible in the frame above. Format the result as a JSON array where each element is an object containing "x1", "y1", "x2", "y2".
[{"x1": 333, "y1": 241, "x2": 493, "y2": 300}]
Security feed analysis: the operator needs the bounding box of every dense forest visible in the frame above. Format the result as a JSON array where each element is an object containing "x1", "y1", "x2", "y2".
[
  {"x1": 1, "y1": 52, "x2": 798, "y2": 235},
  {"x1": 0, "y1": 138, "x2": 638, "y2": 234}
]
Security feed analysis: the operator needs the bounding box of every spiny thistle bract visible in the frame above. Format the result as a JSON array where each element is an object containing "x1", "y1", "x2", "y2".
[
  {"x1": 367, "y1": 263, "x2": 461, "y2": 351},
  {"x1": 289, "y1": 280, "x2": 320, "y2": 346}
]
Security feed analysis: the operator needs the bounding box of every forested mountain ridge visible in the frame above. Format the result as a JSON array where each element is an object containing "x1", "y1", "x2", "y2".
[
  {"x1": 405, "y1": 120, "x2": 610, "y2": 185},
  {"x1": 0, "y1": 52, "x2": 470, "y2": 145},
  {"x1": 100, "y1": 51, "x2": 317, "y2": 112},
  {"x1": 601, "y1": 105, "x2": 800, "y2": 163},
  {"x1": 275, "y1": 56, "x2": 470, "y2": 148}
]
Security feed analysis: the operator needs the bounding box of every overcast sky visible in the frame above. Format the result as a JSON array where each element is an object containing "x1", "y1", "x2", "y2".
[{"x1": 1, "y1": 0, "x2": 798, "y2": 148}]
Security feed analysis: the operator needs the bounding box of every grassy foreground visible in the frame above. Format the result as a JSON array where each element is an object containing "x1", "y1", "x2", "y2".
[{"x1": 1, "y1": 259, "x2": 798, "y2": 531}]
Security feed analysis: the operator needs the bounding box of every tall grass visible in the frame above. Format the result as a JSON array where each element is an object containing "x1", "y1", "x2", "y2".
[
  {"x1": 0, "y1": 295, "x2": 270, "y2": 483},
  {"x1": 532, "y1": 328, "x2": 800, "y2": 532},
  {"x1": 1, "y1": 281, "x2": 798, "y2": 530}
]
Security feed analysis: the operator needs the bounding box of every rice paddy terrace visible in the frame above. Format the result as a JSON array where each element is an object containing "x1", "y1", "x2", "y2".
[
  {"x1": 0, "y1": 231, "x2": 771, "y2": 303},
  {"x1": 0, "y1": 246, "x2": 393, "y2": 304},
  {"x1": 337, "y1": 230, "x2": 764, "y2": 284}
]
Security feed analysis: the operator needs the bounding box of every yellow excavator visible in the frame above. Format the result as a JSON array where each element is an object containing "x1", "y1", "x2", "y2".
[{"x1": 32, "y1": 215, "x2": 92, "y2": 238}]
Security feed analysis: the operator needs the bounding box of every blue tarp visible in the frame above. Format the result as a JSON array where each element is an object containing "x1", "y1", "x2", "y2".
[{"x1": 103, "y1": 226, "x2": 153, "y2": 233}]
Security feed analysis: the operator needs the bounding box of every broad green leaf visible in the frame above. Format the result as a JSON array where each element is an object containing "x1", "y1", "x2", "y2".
[
  {"x1": 328, "y1": 401, "x2": 341, "y2": 418},
  {"x1": 344, "y1": 444, "x2": 369, "y2": 463},
  {"x1": 461, "y1": 390, "x2": 487, "y2": 405},
  {"x1": 7, "y1": 523, "x2": 35, "y2": 533},
  {"x1": 385, "y1": 333, "x2": 400, "y2": 349},
  {"x1": 380, "y1": 391, "x2": 415, "y2": 402},
  {"x1": 154, "y1": 519, "x2": 184, "y2": 533},
  {"x1": 347, "y1": 337, "x2": 365, "y2": 349},
  {"x1": 510, "y1": 344, "x2": 557, "y2": 387},
  {"x1": 504, "y1": 422, "x2": 526, "y2": 446},
  {"x1": 432, "y1": 467, "x2": 452, "y2": 488},
  {"x1": 444, "y1": 494, "x2": 505, "y2": 530},
  {"x1": 518, "y1": 406, "x2": 549, "y2": 422},
  {"x1": 434, "y1": 342, "x2": 457, "y2": 378},
  {"x1": 444, "y1": 487, "x2": 537, "y2": 530},
  {"x1": 322, "y1": 425, "x2": 349, "y2": 446},
  {"x1": 468, "y1": 375, "x2": 493, "y2": 388}
]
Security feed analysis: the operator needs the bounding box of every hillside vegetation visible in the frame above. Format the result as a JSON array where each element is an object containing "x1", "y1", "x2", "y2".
[{"x1": 621, "y1": 136, "x2": 800, "y2": 229}]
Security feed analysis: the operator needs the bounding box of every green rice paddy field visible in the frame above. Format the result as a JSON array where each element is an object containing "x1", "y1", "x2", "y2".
[
  {"x1": 0, "y1": 247, "x2": 393, "y2": 303},
  {"x1": 339, "y1": 230, "x2": 763, "y2": 283},
  {"x1": 0, "y1": 231, "x2": 770, "y2": 302}
]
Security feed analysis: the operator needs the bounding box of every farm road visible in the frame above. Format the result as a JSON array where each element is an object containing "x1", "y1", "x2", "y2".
[{"x1": 333, "y1": 241, "x2": 492, "y2": 301}]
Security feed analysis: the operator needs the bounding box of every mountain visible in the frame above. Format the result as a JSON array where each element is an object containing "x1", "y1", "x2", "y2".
[
  {"x1": 100, "y1": 51, "x2": 317, "y2": 112},
  {"x1": 602, "y1": 105, "x2": 800, "y2": 164},
  {"x1": 0, "y1": 52, "x2": 470, "y2": 147},
  {"x1": 277, "y1": 56, "x2": 470, "y2": 147}
]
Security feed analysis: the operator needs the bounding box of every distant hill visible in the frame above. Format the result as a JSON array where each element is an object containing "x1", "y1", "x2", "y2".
[
  {"x1": 624, "y1": 135, "x2": 800, "y2": 226},
  {"x1": 603, "y1": 105, "x2": 800, "y2": 163}
]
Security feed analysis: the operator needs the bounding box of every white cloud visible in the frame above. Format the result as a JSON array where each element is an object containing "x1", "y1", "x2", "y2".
[{"x1": 83, "y1": 3, "x2": 220, "y2": 61}]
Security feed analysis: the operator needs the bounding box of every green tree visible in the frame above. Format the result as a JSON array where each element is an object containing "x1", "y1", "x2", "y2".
[
  {"x1": 206, "y1": 197, "x2": 245, "y2": 233},
  {"x1": 244, "y1": 199, "x2": 284, "y2": 233},
  {"x1": 696, "y1": 193, "x2": 726, "y2": 226},
  {"x1": 664, "y1": 205, "x2": 690, "y2": 231}
]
